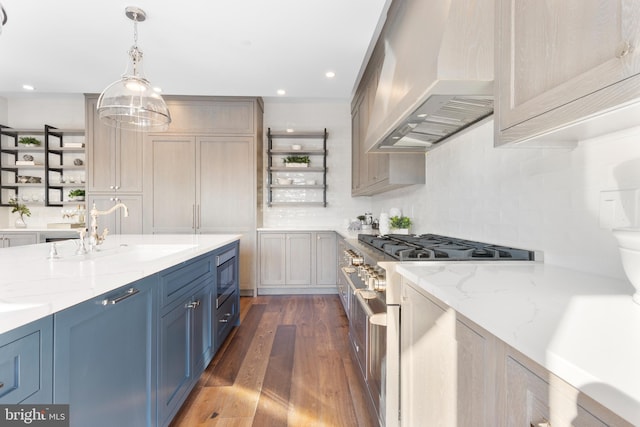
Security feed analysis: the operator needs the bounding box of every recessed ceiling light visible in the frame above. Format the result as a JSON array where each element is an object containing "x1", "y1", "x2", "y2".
[
  {"x1": 325, "y1": 71, "x2": 336, "y2": 78},
  {"x1": 22, "y1": 84, "x2": 35, "y2": 91},
  {"x1": 277, "y1": 89, "x2": 286, "y2": 96}
]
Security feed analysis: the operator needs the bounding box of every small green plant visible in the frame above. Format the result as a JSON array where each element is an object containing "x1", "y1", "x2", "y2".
[
  {"x1": 390, "y1": 215, "x2": 411, "y2": 229},
  {"x1": 8, "y1": 198, "x2": 31, "y2": 219},
  {"x1": 283, "y1": 155, "x2": 310, "y2": 164},
  {"x1": 18, "y1": 136, "x2": 41, "y2": 146},
  {"x1": 68, "y1": 189, "x2": 85, "y2": 199},
  {"x1": 357, "y1": 215, "x2": 366, "y2": 223}
]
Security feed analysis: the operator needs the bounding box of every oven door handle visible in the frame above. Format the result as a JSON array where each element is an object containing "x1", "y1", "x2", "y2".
[{"x1": 369, "y1": 312, "x2": 387, "y2": 326}]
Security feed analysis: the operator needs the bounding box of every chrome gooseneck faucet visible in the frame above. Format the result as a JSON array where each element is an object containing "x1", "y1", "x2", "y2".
[{"x1": 89, "y1": 202, "x2": 129, "y2": 249}]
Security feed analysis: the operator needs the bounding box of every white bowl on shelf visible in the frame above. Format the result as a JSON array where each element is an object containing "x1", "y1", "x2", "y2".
[
  {"x1": 277, "y1": 178, "x2": 293, "y2": 185},
  {"x1": 291, "y1": 144, "x2": 302, "y2": 151},
  {"x1": 612, "y1": 227, "x2": 640, "y2": 304}
]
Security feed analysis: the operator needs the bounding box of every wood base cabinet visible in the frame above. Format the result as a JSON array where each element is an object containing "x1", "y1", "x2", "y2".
[
  {"x1": 258, "y1": 231, "x2": 337, "y2": 293},
  {"x1": 401, "y1": 277, "x2": 634, "y2": 427},
  {"x1": 498, "y1": 346, "x2": 633, "y2": 427},
  {"x1": 400, "y1": 278, "x2": 494, "y2": 426},
  {"x1": 53, "y1": 277, "x2": 157, "y2": 427},
  {"x1": 0, "y1": 232, "x2": 38, "y2": 247}
]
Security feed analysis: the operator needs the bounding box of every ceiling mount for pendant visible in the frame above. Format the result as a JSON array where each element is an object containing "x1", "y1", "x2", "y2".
[
  {"x1": 96, "y1": 6, "x2": 171, "y2": 132},
  {"x1": 125, "y1": 6, "x2": 146, "y2": 22}
]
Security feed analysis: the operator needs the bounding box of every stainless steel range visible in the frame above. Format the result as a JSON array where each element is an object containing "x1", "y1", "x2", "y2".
[{"x1": 338, "y1": 233, "x2": 535, "y2": 427}]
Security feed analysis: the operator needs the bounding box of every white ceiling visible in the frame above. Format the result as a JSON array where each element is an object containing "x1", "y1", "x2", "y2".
[{"x1": 0, "y1": 0, "x2": 390, "y2": 99}]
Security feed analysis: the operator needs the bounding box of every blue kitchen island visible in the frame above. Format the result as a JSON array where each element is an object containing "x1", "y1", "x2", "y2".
[{"x1": 0, "y1": 234, "x2": 241, "y2": 427}]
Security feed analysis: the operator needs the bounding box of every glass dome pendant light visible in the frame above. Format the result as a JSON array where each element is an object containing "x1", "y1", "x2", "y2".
[{"x1": 97, "y1": 6, "x2": 171, "y2": 131}]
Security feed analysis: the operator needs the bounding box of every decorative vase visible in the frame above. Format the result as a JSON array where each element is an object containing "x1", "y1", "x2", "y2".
[
  {"x1": 391, "y1": 228, "x2": 409, "y2": 235},
  {"x1": 15, "y1": 216, "x2": 27, "y2": 228}
]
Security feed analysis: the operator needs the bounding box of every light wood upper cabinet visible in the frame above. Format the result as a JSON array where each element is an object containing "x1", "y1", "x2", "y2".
[
  {"x1": 85, "y1": 95, "x2": 143, "y2": 193},
  {"x1": 163, "y1": 98, "x2": 256, "y2": 135},
  {"x1": 351, "y1": 39, "x2": 425, "y2": 196},
  {"x1": 496, "y1": 0, "x2": 640, "y2": 146}
]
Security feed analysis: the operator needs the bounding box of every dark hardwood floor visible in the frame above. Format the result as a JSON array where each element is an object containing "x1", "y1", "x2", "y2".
[{"x1": 170, "y1": 295, "x2": 378, "y2": 427}]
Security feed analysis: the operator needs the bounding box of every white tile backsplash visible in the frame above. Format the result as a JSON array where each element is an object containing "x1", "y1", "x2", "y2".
[{"x1": 372, "y1": 120, "x2": 640, "y2": 280}]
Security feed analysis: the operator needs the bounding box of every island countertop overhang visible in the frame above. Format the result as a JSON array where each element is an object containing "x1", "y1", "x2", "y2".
[{"x1": 0, "y1": 234, "x2": 241, "y2": 334}]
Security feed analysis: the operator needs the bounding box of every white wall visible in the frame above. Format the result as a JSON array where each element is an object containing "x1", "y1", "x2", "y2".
[
  {"x1": 371, "y1": 120, "x2": 640, "y2": 280},
  {"x1": 262, "y1": 98, "x2": 371, "y2": 229}
]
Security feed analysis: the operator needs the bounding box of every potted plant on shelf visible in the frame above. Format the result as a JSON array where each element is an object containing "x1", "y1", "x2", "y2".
[
  {"x1": 68, "y1": 189, "x2": 85, "y2": 201},
  {"x1": 390, "y1": 215, "x2": 412, "y2": 234},
  {"x1": 18, "y1": 136, "x2": 42, "y2": 146},
  {"x1": 8, "y1": 198, "x2": 31, "y2": 228},
  {"x1": 283, "y1": 155, "x2": 310, "y2": 168}
]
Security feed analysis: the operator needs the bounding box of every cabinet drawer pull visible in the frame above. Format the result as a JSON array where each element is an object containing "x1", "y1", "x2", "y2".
[
  {"x1": 185, "y1": 300, "x2": 201, "y2": 309},
  {"x1": 219, "y1": 313, "x2": 232, "y2": 323},
  {"x1": 531, "y1": 421, "x2": 551, "y2": 427},
  {"x1": 102, "y1": 288, "x2": 139, "y2": 305}
]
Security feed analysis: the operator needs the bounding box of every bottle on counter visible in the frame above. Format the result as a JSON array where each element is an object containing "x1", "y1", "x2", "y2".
[{"x1": 379, "y1": 212, "x2": 390, "y2": 235}]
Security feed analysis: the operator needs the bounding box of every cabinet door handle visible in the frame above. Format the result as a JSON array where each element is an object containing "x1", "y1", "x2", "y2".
[
  {"x1": 219, "y1": 313, "x2": 232, "y2": 323},
  {"x1": 617, "y1": 41, "x2": 633, "y2": 58},
  {"x1": 531, "y1": 421, "x2": 551, "y2": 427},
  {"x1": 102, "y1": 288, "x2": 139, "y2": 305},
  {"x1": 110, "y1": 185, "x2": 115, "y2": 190},
  {"x1": 185, "y1": 300, "x2": 201, "y2": 309},
  {"x1": 192, "y1": 205, "x2": 196, "y2": 229}
]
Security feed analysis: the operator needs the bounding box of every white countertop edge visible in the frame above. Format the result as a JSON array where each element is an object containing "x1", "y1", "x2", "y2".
[
  {"x1": 394, "y1": 261, "x2": 640, "y2": 425},
  {"x1": 0, "y1": 234, "x2": 241, "y2": 334}
]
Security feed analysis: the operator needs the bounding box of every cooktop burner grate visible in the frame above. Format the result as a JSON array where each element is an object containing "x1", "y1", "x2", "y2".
[{"x1": 357, "y1": 233, "x2": 534, "y2": 261}]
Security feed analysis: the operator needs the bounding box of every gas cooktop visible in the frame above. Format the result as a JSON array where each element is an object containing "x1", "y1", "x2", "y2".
[{"x1": 357, "y1": 234, "x2": 535, "y2": 261}]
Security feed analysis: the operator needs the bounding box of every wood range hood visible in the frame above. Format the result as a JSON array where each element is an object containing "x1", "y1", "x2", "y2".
[{"x1": 365, "y1": 0, "x2": 495, "y2": 153}]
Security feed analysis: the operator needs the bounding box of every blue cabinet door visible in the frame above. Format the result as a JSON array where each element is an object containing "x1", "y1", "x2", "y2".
[
  {"x1": 53, "y1": 277, "x2": 157, "y2": 427},
  {"x1": 191, "y1": 283, "x2": 213, "y2": 376},
  {"x1": 158, "y1": 293, "x2": 191, "y2": 426},
  {"x1": 158, "y1": 278, "x2": 212, "y2": 427},
  {"x1": 0, "y1": 316, "x2": 53, "y2": 404}
]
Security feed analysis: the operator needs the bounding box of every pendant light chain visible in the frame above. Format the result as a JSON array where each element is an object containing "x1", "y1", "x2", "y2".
[{"x1": 129, "y1": 11, "x2": 142, "y2": 78}]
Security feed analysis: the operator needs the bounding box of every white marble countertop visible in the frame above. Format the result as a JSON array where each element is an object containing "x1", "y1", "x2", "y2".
[
  {"x1": 0, "y1": 227, "x2": 80, "y2": 233},
  {"x1": 395, "y1": 261, "x2": 640, "y2": 425},
  {"x1": 0, "y1": 234, "x2": 241, "y2": 335}
]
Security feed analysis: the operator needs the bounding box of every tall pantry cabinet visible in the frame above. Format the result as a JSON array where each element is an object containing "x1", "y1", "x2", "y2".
[
  {"x1": 143, "y1": 97, "x2": 263, "y2": 295},
  {"x1": 85, "y1": 95, "x2": 145, "y2": 234}
]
